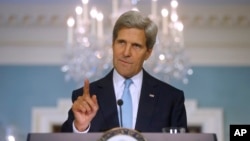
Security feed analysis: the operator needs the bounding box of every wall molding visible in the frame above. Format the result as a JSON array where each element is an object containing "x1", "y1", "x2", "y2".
[
  {"x1": 0, "y1": 5, "x2": 250, "y2": 28},
  {"x1": 1, "y1": 4, "x2": 250, "y2": 66}
]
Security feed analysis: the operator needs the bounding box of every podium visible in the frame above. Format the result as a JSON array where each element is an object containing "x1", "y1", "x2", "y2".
[{"x1": 27, "y1": 133, "x2": 217, "y2": 141}]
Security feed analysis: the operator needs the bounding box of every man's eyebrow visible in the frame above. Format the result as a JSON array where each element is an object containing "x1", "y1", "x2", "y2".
[
  {"x1": 116, "y1": 39, "x2": 126, "y2": 42},
  {"x1": 132, "y1": 42, "x2": 142, "y2": 47}
]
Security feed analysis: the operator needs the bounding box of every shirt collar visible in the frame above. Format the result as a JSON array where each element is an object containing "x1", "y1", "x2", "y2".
[{"x1": 113, "y1": 69, "x2": 143, "y2": 88}]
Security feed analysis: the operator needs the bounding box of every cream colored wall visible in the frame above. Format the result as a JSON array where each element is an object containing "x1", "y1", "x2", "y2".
[{"x1": 1, "y1": 4, "x2": 250, "y2": 66}]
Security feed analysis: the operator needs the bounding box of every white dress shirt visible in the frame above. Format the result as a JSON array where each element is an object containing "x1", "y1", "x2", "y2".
[
  {"x1": 73, "y1": 69, "x2": 143, "y2": 132},
  {"x1": 113, "y1": 69, "x2": 143, "y2": 129}
]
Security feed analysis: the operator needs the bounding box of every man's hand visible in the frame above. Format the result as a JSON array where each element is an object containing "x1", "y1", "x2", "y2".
[{"x1": 72, "y1": 79, "x2": 99, "y2": 131}]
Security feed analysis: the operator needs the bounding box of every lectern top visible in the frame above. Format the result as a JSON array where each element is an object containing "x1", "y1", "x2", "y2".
[{"x1": 27, "y1": 132, "x2": 217, "y2": 141}]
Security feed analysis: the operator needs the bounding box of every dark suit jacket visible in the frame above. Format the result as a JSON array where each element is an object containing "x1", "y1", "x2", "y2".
[{"x1": 61, "y1": 69, "x2": 187, "y2": 132}]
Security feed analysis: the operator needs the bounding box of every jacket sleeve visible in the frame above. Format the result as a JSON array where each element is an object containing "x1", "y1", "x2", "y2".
[
  {"x1": 61, "y1": 88, "x2": 83, "y2": 132},
  {"x1": 170, "y1": 90, "x2": 188, "y2": 131}
]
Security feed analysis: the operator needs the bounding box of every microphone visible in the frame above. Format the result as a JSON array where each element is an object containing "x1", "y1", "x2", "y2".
[{"x1": 117, "y1": 99, "x2": 123, "y2": 127}]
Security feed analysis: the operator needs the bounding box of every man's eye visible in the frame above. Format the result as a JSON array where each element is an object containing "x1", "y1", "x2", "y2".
[
  {"x1": 118, "y1": 41, "x2": 125, "y2": 45},
  {"x1": 133, "y1": 44, "x2": 141, "y2": 49}
]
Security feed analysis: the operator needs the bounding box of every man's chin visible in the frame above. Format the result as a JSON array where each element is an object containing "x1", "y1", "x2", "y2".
[{"x1": 116, "y1": 69, "x2": 133, "y2": 78}]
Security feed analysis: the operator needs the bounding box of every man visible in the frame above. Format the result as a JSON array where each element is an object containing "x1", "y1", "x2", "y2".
[{"x1": 61, "y1": 10, "x2": 187, "y2": 133}]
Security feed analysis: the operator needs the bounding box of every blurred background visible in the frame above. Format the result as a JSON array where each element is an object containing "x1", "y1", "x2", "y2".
[{"x1": 0, "y1": 0, "x2": 250, "y2": 141}]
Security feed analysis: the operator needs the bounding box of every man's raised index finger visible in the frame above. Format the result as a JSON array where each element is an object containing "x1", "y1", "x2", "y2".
[{"x1": 83, "y1": 79, "x2": 90, "y2": 96}]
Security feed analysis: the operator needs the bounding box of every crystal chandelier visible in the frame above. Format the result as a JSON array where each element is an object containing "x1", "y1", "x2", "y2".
[{"x1": 61, "y1": 0, "x2": 193, "y2": 85}]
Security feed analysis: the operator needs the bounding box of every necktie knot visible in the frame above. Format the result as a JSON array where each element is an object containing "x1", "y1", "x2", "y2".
[{"x1": 124, "y1": 79, "x2": 132, "y2": 88}]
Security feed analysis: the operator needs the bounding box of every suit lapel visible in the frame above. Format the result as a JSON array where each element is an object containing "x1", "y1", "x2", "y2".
[
  {"x1": 135, "y1": 70, "x2": 158, "y2": 132},
  {"x1": 95, "y1": 69, "x2": 159, "y2": 131},
  {"x1": 96, "y1": 70, "x2": 120, "y2": 130}
]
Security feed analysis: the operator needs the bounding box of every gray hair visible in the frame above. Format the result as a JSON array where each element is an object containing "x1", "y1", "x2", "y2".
[{"x1": 112, "y1": 10, "x2": 158, "y2": 49}]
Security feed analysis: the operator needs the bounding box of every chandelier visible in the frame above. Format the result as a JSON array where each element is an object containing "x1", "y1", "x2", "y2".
[{"x1": 61, "y1": 0, "x2": 193, "y2": 85}]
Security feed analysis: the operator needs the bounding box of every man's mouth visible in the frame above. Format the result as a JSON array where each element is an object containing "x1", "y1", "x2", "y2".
[{"x1": 119, "y1": 59, "x2": 131, "y2": 64}]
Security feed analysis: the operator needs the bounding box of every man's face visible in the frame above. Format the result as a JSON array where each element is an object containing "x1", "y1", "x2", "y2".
[{"x1": 112, "y1": 27, "x2": 152, "y2": 78}]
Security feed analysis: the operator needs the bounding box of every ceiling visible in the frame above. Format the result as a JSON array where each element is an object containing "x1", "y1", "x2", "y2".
[{"x1": 1, "y1": 0, "x2": 250, "y2": 5}]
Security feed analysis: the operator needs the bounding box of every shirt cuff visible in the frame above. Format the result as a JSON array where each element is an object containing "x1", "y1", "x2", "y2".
[{"x1": 72, "y1": 121, "x2": 90, "y2": 133}]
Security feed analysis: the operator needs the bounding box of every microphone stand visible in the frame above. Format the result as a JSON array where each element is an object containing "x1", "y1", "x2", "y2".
[{"x1": 117, "y1": 99, "x2": 123, "y2": 128}]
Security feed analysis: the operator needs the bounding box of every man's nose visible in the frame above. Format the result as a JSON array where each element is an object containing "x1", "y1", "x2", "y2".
[{"x1": 123, "y1": 45, "x2": 131, "y2": 56}]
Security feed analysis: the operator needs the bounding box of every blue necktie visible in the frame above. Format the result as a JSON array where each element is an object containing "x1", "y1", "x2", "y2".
[{"x1": 121, "y1": 79, "x2": 133, "y2": 128}]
